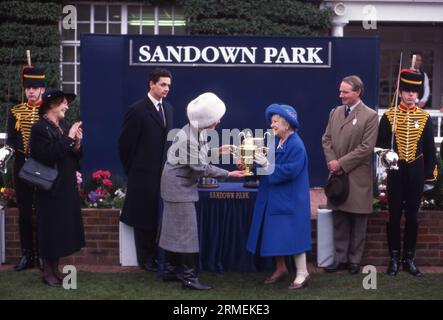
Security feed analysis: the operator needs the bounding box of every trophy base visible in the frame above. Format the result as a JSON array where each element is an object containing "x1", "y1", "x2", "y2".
[
  {"x1": 244, "y1": 171, "x2": 255, "y2": 176},
  {"x1": 243, "y1": 179, "x2": 259, "y2": 188},
  {"x1": 198, "y1": 184, "x2": 219, "y2": 189},
  {"x1": 198, "y1": 177, "x2": 219, "y2": 188}
]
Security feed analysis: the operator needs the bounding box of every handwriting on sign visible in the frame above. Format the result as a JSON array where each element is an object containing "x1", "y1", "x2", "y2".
[{"x1": 209, "y1": 192, "x2": 250, "y2": 199}]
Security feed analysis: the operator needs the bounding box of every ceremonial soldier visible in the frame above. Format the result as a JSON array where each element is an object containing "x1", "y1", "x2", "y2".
[
  {"x1": 6, "y1": 67, "x2": 46, "y2": 271},
  {"x1": 376, "y1": 69, "x2": 437, "y2": 277}
]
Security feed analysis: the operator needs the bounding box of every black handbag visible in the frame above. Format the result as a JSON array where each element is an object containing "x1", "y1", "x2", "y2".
[{"x1": 18, "y1": 157, "x2": 58, "y2": 191}]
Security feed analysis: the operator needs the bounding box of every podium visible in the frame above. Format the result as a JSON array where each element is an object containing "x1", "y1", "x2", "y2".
[{"x1": 119, "y1": 183, "x2": 273, "y2": 272}]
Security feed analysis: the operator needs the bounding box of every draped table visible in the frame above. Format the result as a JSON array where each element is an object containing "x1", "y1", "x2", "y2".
[{"x1": 196, "y1": 182, "x2": 273, "y2": 272}]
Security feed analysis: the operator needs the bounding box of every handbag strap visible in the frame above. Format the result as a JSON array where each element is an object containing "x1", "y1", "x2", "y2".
[{"x1": 27, "y1": 124, "x2": 58, "y2": 170}]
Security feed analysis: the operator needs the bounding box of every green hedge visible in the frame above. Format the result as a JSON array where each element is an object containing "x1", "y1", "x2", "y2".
[
  {"x1": 0, "y1": 46, "x2": 60, "y2": 64},
  {"x1": 0, "y1": 1, "x2": 60, "y2": 23},
  {"x1": 0, "y1": 23, "x2": 61, "y2": 46},
  {"x1": 0, "y1": 1, "x2": 61, "y2": 131},
  {"x1": 181, "y1": 0, "x2": 331, "y2": 36}
]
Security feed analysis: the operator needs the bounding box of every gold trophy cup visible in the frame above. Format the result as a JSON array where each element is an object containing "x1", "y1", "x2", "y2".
[{"x1": 234, "y1": 131, "x2": 270, "y2": 176}]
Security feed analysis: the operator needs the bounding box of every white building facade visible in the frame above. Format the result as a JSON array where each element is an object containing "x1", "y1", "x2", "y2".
[{"x1": 323, "y1": 0, "x2": 443, "y2": 110}]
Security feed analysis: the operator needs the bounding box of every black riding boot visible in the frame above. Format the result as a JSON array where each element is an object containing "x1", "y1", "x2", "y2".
[
  {"x1": 403, "y1": 222, "x2": 422, "y2": 277},
  {"x1": 14, "y1": 249, "x2": 35, "y2": 271},
  {"x1": 163, "y1": 250, "x2": 181, "y2": 282},
  {"x1": 386, "y1": 223, "x2": 401, "y2": 276},
  {"x1": 181, "y1": 253, "x2": 212, "y2": 290}
]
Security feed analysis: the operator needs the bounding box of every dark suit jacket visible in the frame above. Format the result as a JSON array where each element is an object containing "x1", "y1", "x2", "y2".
[{"x1": 118, "y1": 96, "x2": 173, "y2": 229}]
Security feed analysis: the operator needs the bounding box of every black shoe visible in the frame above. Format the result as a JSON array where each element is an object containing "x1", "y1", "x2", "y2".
[
  {"x1": 324, "y1": 261, "x2": 348, "y2": 273},
  {"x1": 402, "y1": 252, "x2": 423, "y2": 277},
  {"x1": 14, "y1": 252, "x2": 35, "y2": 272},
  {"x1": 387, "y1": 250, "x2": 400, "y2": 276},
  {"x1": 348, "y1": 263, "x2": 360, "y2": 275},
  {"x1": 36, "y1": 257, "x2": 44, "y2": 272},
  {"x1": 139, "y1": 261, "x2": 158, "y2": 272},
  {"x1": 42, "y1": 276, "x2": 62, "y2": 288},
  {"x1": 163, "y1": 251, "x2": 181, "y2": 281},
  {"x1": 182, "y1": 277, "x2": 212, "y2": 290},
  {"x1": 181, "y1": 253, "x2": 212, "y2": 290},
  {"x1": 162, "y1": 264, "x2": 182, "y2": 282}
]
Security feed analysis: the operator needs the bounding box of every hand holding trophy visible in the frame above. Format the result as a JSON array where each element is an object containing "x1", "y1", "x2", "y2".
[
  {"x1": 0, "y1": 146, "x2": 14, "y2": 174},
  {"x1": 232, "y1": 131, "x2": 270, "y2": 176}
]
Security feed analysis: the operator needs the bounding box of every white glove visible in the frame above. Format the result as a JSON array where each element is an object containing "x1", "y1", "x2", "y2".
[
  {"x1": 423, "y1": 184, "x2": 434, "y2": 192},
  {"x1": 254, "y1": 152, "x2": 269, "y2": 169}
]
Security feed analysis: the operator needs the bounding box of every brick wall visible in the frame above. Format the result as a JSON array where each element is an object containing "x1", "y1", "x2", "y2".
[
  {"x1": 4, "y1": 208, "x2": 120, "y2": 266},
  {"x1": 4, "y1": 204, "x2": 443, "y2": 267},
  {"x1": 310, "y1": 210, "x2": 443, "y2": 266}
]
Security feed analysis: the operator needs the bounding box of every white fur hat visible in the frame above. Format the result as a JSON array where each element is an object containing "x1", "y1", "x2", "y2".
[{"x1": 187, "y1": 92, "x2": 226, "y2": 128}]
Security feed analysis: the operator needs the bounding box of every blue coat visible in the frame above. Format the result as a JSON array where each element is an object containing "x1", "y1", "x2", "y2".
[{"x1": 247, "y1": 133, "x2": 312, "y2": 256}]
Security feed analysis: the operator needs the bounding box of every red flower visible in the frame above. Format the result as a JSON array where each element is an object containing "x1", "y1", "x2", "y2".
[
  {"x1": 96, "y1": 187, "x2": 109, "y2": 197},
  {"x1": 102, "y1": 178, "x2": 113, "y2": 189},
  {"x1": 102, "y1": 171, "x2": 111, "y2": 179},
  {"x1": 377, "y1": 194, "x2": 387, "y2": 203},
  {"x1": 92, "y1": 170, "x2": 102, "y2": 180}
]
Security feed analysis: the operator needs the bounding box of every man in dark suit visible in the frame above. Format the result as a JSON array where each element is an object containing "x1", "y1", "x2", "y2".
[{"x1": 118, "y1": 68, "x2": 173, "y2": 272}]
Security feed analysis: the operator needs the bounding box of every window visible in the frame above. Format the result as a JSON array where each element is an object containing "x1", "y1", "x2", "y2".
[{"x1": 60, "y1": 2, "x2": 185, "y2": 94}]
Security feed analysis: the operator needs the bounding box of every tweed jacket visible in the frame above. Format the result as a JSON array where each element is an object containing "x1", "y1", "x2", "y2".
[
  {"x1": 161, "y1": 124, "x2": 229, "y2": 202},
  {"x1": 322, "y1": 101, "x2": 378, "y2": 214}
]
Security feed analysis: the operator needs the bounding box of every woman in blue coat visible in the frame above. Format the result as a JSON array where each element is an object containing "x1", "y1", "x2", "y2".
[{"x1": 247, "y1": 104, "x2": 312, "y2": 290}]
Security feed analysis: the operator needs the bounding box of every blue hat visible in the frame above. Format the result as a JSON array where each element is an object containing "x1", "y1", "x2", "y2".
[{"x1": 265, "y1": 104, "x2": 300, "y2": 128}]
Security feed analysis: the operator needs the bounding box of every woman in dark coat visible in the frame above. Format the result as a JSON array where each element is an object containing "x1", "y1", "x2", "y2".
[{"x1": 29, "y1": 88, "x2": 85, "y2": 287}]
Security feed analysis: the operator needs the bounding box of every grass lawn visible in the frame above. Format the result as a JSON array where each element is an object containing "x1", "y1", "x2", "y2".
[{"x1": 1, "y1": 270, "x2": 443, "y2": 300}]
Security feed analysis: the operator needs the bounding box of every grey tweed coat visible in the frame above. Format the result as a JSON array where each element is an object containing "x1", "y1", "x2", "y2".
[{"x1": 159, "y1": 124, "x2": 229, "y2": 252}]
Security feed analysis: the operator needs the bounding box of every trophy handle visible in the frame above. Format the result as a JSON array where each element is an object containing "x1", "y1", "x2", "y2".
[
  {"x1": 264, "y1": 131, "x2": 271, "y2": 144},
  {"x1": 233, "y1": 132, "x2": 246, "y2": 158},
  {"x1": 238, "y1": 131, "x2": 246, "y2": 142}
]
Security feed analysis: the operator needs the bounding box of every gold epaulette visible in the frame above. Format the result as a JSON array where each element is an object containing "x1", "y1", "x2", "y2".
[
  {"x1": 385, "y1": 106, "x2": 429, "y2": 163},
  {"x1": 10, "y1": 103, "x2": 40, "y2": 154}
]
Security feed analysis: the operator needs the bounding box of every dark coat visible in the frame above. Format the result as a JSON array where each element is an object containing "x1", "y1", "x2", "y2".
[
  {"x1": 29, "y1": 117, "x2": 85, "y2": 259},
  {"x1": 119, "y1": 97, "x2": 173, "y2": 230}
]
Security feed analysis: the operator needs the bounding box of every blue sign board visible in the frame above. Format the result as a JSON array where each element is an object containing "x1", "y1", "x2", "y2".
[{"x1": 81, "y1": 34, "x2": 379, "y2": 187}]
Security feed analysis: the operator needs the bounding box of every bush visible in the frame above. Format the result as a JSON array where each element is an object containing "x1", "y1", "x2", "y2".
[
  {"x1": 181, "y1": 0, "x2": 331, "y2": 36},
  {"x1": 0, "y1": 1, "x2": 61, "y2": 130}
]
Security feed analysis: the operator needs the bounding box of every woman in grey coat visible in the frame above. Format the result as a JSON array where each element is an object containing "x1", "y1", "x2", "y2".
[{"x1": 159, "y1": 92, "x2": 244, "y2": 290}]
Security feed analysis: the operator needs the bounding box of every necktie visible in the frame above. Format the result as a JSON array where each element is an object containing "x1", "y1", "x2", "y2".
[
  {"x1": 158, "y1": 102, "x2": 166, "y2": 126},
  {"x1": 345, "y1": 106, "x2": 350, "y2": 118}
]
